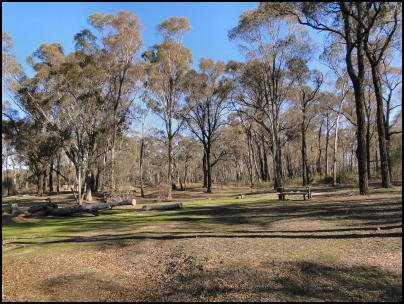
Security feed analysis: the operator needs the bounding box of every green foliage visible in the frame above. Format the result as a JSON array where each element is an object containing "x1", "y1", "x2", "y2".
[{"x1": 74, "y1": 29, "x2": 97, "y2": 52}]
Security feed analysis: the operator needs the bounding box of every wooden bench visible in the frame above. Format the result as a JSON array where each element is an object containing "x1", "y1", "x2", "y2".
[{"x1": 277, "y1": 186, "x2": 311, "y2": 200}]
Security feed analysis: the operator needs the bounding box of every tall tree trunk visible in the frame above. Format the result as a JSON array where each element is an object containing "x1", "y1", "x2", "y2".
[
  {"x1": 111, "y1": 105, "x2": 118, "y2": 193},
  {"x1": 43, "y1": 168, "x2": 47, "y2": 195},
  {"x1": 301, "y1": 119, "x2": 309, "y2": 185},
  {"x1": 386, "y1": 139, "x2": 393, "y2": 182},
  {"x1": 56, "y1": 153, "x2": 60, "y2": 194},
  {"x1": 206, "y1": 145, "x2": 212, "y2": 193},
  {"x1": 12, "y1": 161, "x2": 18, "y2": 193},
  {"x1": 272, "y1": 127, "x2": 283, "y2": 189},
  {"x1": 256, "y1": 139, "x2": 265, "y2": 181},
  {"x1": 85, "y1": 170, "x2": 93, "y2": 202},
  {"x1": 375, "y1": 146, "x2": 379, "y2": 176},
  {"x1": 384, "y1": 94, "x2": 393, "y2": 182},
  {"x1": 95, "y1": 170, "x2": 100, "y2": 193},
  {"x1": 184, "y1": 162, "x2": 188, "y2": 190},
  {"x1": 353, "y1": 83, "x2": 369, "y2": 194},
  {"x1": 333, "y1": 100, "x2": 343, "y2": 186},
  {"x1": 89, "y1": 167, "x2": 96, "y2": 194},
  {"x1": 261, "y1": 135, "x2": 269, "y2": 181},
  {"x1": 366, "y1": 121, "x2": 371, "y2": 180},
  {"x1": 5, "y1": 152, "x2": 10, "y2": 196},
  {"x1": 325, "y1": 114, "x2": 330, "y2": 176},
  {"x1": 76, "y1": 165, "x2": 83, "y2": 205},
  {"x1": 100, "y1": 145, "x2": 108, "y2": 192},
  {"x1": 341, "y1": 3, "x2": 369, "y2": 194},
  {"x1": 301, "y1": 106, "x2": 311, "y2": 185},
  {"x1": 49, "y1": 160, "x2": 54, "y2": 193},
  {"x1": 139, "y1": 137, "x2": 145, "y2": 198},
  {"x1": 252, "y1": 145, "x2": 262, "y2": 183},
  {"x1": 25, "y1": 170, "x2": 29, "y2": 191},
  {"x1": 278, "y1": 138, "x2": 283, "y2": 179},
  {"x1": 246, "y1": 133, "x2": 254, "y2": 188},
  {"x1": 111, "y1": 145, "x2": 116, "y2": 192},
  {"x1": 317, "y1": 120, "x2": 323, "y2": 176},
  {"x1": 285, "y1": 148, "x2": 293, "y2": 178},
  {"x1": 202, "y1": 151, "x2": 208, "y2": 188},
  {"x1": 6, "y1": 170, "x2": 11, "y2": 196},
  {"x1": 167, "y1": 136, "x2": 173, "y2": 200},
  {"x1": 37, "y1": 171, "x2": 44, "y2": 196},
  {"x1": 370, "y1": 65, "x2": 391, "y2": 188}
]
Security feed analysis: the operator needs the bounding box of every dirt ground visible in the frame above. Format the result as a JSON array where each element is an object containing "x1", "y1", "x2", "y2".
[{"x1": 2, "y1": 184, "x2": 402, "y2": 302}]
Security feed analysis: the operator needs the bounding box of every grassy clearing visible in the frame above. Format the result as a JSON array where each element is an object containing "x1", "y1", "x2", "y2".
[{"x1": 2, "y1": 185, "x2": 402, "y2": 301}]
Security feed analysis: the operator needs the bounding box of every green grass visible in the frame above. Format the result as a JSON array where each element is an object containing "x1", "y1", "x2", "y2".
[{"x1": 2, "y1": 196, "x2": 281, "y2": 243}]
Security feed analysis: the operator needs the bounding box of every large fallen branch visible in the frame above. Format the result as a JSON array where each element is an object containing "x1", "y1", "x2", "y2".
[
  {"x1": 11, "y1": 199, "x2": 137, "y2": 217},
  {"x1": 142, "y1": 202, "x2": 182, "y2": 211}
]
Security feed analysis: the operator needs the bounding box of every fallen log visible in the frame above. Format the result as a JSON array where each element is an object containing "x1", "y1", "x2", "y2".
[
  {"x1": 28, "y1": 201, "x2": 58, "y2": 214},
  {"x1": 14, "y1": 199, "x2": 137, "y2": 217},
  {"x1": 45, "y1": 199, "x2": 137, "y2": 216},
  {"x1": 142, "y1": 202, "x2": 182, "y2": 211}
]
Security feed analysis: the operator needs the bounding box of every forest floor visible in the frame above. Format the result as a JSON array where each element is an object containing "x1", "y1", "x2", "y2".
[{"x1": 2, "y1": 184, "x2": 402, "y2": 302}]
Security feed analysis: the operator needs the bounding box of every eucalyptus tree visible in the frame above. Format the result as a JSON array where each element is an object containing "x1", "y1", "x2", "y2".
[
  {"x1": 290, "y1": 59, "x2": 323, "y2": 185},
  {"x1": 88, "y1": 11, "x2": 144, "y2": 192},
  {"x1": 235, "y1": 111, "x2": 260, "y2": 188},
  {"x1": 136, "y1": 100, "x2": 149, "y2": 198},
  {"x1": 22, "y1": 39, "x2": 111, "y2": 203},
  {"x1": 11, "y1": 11, "x2": 143, "y2": 203},
  {"x1": 183, "y1": 58, "x2": 232, "y2": 193},
  {"x1": 332, "y1": 76, "x2": 351, "y2": 185},
  {"x1": 363, "y1": 72, "x2": 378, "y2": 180},
  {"x1": 229, "y1": 4, "x2": 311, "y2": 189},
  {"x1": 320, "y1": 41, "x2": 351, "y2": 185},
  {"x1": 3, "y1": 35, "x2": 65, "y2": 196},
  {"x1": 142, "y1": 17, "x2": 192, "y2": 199}
]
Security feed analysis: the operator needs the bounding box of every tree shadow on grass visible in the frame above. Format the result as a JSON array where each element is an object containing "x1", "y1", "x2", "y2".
[
  {"x1": 165, "y1": 261, "x2": 402, "y2": 302},
  {"x1": 7, "y1": 230, "x2": 402, "y2": 246},
  {"x1": 273, "y1": 262, "x2": 402, "y2": 301},
  {"x1": 163, "y1": 198, "x2": 403, "y2": 228}
]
